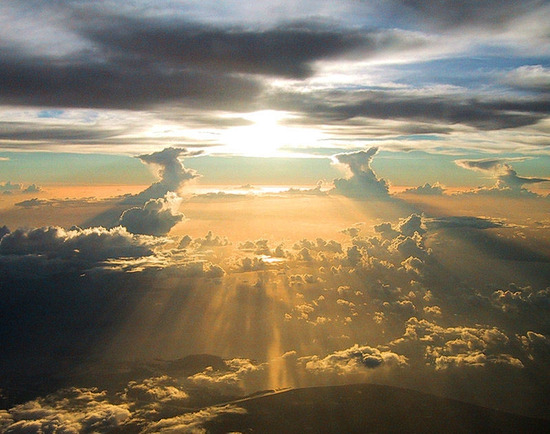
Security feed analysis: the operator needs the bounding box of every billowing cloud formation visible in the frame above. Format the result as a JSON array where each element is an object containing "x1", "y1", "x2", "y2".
[
  {"x1": 0, "y1": 226, "x2": 154, "y2": 261},
  {"x1": 390, "y1": 318, "x2": 523, "y2": 370},
  {"x1": 303, "y1": 344, "x2": 407, "y2": 374},
  {"x1": 403, "y1": 183, "x2": 445, "y2": 195},
  {"x1": 0, "y1": 388, "x2": 131, "y2": 433},
  {"x1": 331, "y1": 147, "x2": 390, "y2": 199},
  {"x1": 456, "y1": 158, "x2": 550, "y2": 195},
  {"x1": 0, "y1": 181, "x2": 21, "y2": 193},
  {"x1": 131, "y1": 147, "x2": 200, "y2": 202},
  {"x1": 0, "y1": 181, "x2": 39, "y2": 195},
  {"x1": 119, "y1": 192, "x2": 184, "y2": 236}
]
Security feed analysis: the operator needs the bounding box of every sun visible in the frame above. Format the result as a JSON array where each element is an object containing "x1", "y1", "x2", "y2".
[{"x1": 222, "y1": 110, "x2": 319, "y2": 157}]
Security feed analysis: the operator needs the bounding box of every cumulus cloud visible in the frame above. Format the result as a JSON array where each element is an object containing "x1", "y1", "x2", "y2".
[
  {"x1": 283, "y1": 181, "x2": 327, "y2": 196},
  {"x1": 0, "y1": 388, "x2": 131, "y2": 433},
  {"x1": 403, "y1": 182, "x2": 445, "y2": 195},
  {"x1": 303, "y1": 344, "x2": 407, "y2": 375},
  {"x1": 235, "y1": 256, "x2": 268, "y2": 272},
  {"x1": 191, "y1": 231, "x2": 230, "y2": 248},
  {"x1": 0, "y1": 181, "x2": 22, "y2": 195},
  {"x1": 130, "y1": 147, "x2": 200, "y2": 202},
  {"x1": 456, "y1": 158, "x2": 550, "y2": 195},
  {"x1": 0, "y1": 226, "x2": 155, "y2": 262},
  {"x1": 331, "y1": 147, "x2": 390, "y2": 199},
  {"x1": 390, "y1": 318, "x2": 523, "y2": 370},
  {"x1": 187, "y1": 358, "x2": 265, "y2": 397},
  {"x1": 119, "y1": 192, "x2": 184, "y2": 236}
]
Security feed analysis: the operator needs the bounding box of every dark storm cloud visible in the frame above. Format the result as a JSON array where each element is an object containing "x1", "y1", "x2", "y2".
[
  {"x1": 79, "y1": 18, "x2": 370, "y2": 79},
  {"x1": 0, "y1": 6, "x2": 426, "y2": 111},
  {"x1": 268, "y1": 89, "x2": 548, "y2": 130},
  {"x1": 0, "y1": 53, "x2": 262, "y2": 110}
]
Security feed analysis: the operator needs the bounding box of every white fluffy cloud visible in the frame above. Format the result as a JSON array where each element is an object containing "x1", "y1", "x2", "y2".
[
  {"x1": 129, "y1": 147, "x2": 200, "y2": 203},
  {"x1": 331, "y1": 147, "x2": 390, "y2": 199}
]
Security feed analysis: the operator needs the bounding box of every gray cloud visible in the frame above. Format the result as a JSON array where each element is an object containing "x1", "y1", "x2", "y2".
[
  {"x1": 0, "y1": 51, "x2": 261, "y2": 110},
  {"x1": 0, "y1": 121, "x2": 124, "y2": 143},
  {"x1": 268, "y1": 89, "x2": 548, "y2": 131},
  {"x1": 80, "y1": 18, "x2": 370, "y2": 79},
  {"x1": 331, "y1": 147, "x2": 390, "y2": 199},
  {"x1": 0, "y1": 181, "x2": 22, "y2": 193},
  {"x1": 119, "y1": 193, "x2": 184, "y2": 236},
  {"x1": 387, "y1": 0, "x2": 547, "y2": 30},
  {"x1": 502, "y1": 65, "x2": 550, "y2": 91},
  {"x1": 0, "y1": 226, "x2": 155, "y2": 262},
  {"x1": 0, "y1": 8, "x2": 429, "y2": 112},
  {"x1": 424, "y1": 216, "x2": 505, "y2": 230}
]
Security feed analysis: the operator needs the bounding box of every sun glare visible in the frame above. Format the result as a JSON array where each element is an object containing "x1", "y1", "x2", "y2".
[{"x1": 222, "y1": 110, "x2": 319, "y2": 157}]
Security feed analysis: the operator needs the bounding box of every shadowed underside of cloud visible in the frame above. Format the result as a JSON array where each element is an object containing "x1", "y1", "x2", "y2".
[
  {"x1": 0, "y1": 11, "x2": 430, "y2": 111},
  {"x1": 331, "y1": 147, "x2": 390, "y2": 199},
  {"x1": 269, "y1": 89, "x2": 549, "y2": 131},
  {"x1": 0, "y1": 225, "x2": 155, "y2": 262},
  {"x1": 424, "y1": 216, "x2": 505, "y2": 230},
  {"x1": 119, "y1": 193, "x2": 184, "y2": 236}
]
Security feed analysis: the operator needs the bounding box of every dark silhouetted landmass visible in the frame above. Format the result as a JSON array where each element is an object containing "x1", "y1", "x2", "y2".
[{"x1": 205, "y1": 383, "x2": 550, "y2": 433}]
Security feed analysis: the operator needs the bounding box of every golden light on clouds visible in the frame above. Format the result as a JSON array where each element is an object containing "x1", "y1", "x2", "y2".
[{"x1": 1, "y1": 0, "x2": 550, "y2": 431}]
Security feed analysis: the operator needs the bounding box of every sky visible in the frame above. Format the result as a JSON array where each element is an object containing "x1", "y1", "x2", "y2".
[{"x1": 1, "y1": 1, "x2": 550, "y2": 432}]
